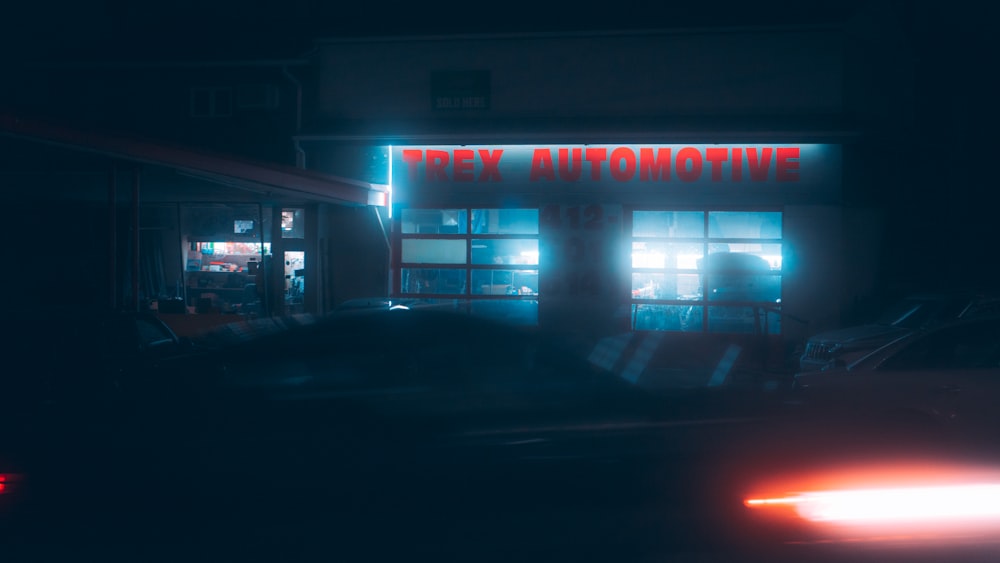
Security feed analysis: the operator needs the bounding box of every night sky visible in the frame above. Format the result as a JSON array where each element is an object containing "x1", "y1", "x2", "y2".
[{"x1": 6, "y1": 1, "x2": 871, "y2": 61}]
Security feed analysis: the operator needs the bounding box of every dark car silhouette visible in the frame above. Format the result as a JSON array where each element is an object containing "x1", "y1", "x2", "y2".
[
  {"x1": 681, "y1": 251, "x2": 780, "y2": 333},
  {"x1": 2, "y1": 308, "x2": 198, "y2": 525},
  {"x1": 122, "y1": 308, "x2": 772, "y2": 505},
  {"x1": 798, "y1": 292, "x2": 1000, "y2": 373}
]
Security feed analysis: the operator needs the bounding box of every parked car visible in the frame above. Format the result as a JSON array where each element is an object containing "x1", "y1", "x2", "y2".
[
  {"x1": 171, "y1": 307, "x2": 660, "y2": 437},
  {"x1": 77, "y1": 308, "x2": 778, "y2": 513},
  {"x1": 56, "y1": 309, "x2": 199, "y2": 400},
  {"x1": 0, "y1": 308, "x2": 203, "y2": 524},
  {"x1": 4, "y1": 308, "x2": 198, "y2": 407},
  {"x1": 790, "y1": 315, "x2": 1000, "y2": 450},
  {"x1": 798, "y1": 291, "x2": 1000, "y2": 373}
]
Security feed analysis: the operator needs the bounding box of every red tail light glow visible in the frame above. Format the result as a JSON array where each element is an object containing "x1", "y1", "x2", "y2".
[
  {"x1": 747, "y1": 484, "x2": 1000, "y2": 524},
  {"x1": 743, "y1": 459, "x2": 1000, "y2": 541}
]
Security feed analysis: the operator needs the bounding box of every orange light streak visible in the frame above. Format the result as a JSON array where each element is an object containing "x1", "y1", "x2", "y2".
[{"x1": 747, "y1": 483, "x2": 1000, "y2": 524}]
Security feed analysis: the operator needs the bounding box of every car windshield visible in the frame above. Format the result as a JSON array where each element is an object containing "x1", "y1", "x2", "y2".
[
  {"x1": 875, "y1": 297, "x2": 951, "y2": 328},
  {"x1": 876, "y1": 320, "x2": 1000, "y2": 371}
]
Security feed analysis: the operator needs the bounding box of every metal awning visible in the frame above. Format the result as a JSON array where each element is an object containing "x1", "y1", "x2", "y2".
[{"x1": 0, "y1": 113, "x2": 387, "y2": 206}]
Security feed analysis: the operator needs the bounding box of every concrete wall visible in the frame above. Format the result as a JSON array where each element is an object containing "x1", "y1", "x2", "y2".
[
  {"x1": 781, "y1": 205, "x2": 844, "y2": 342},
  {"x1": 316, "y1": 28, "x2": 844, "y2": 119},
  {"x1": 325, "y1": 205, "x2": 390, "y2": 306}
]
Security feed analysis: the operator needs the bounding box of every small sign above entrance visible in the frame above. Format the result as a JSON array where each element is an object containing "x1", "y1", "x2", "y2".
[{"x1": 431, "y1": 70, "x2": 490, "y2": 111}]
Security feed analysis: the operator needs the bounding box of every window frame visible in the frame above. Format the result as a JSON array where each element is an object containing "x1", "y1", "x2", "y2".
[
  {"x1": 394, "y1": 207, "x2": 541, "y2": 319},
  {"x1": 628, "y1": 207, "x2": 784, "y2": 334}
]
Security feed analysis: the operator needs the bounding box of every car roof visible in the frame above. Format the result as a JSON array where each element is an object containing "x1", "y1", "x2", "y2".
[
  {"x1": 195, "y1": 307, "x2": 530, "y2": 349},
  {"x1": 189, "y1": 308, "x2": 634, "y2": 390}
]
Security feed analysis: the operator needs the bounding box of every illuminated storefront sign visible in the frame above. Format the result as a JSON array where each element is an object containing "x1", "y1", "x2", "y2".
[{"x1": 392, "y1": 144, "x2": 836, "y2": 188}]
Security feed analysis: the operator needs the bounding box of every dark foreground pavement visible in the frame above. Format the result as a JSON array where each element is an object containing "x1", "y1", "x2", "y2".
[{"x1": 6, "y1": 415, "x2": 1000, "y2": 563}]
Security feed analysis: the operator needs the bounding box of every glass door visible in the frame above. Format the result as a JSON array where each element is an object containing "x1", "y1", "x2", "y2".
[{"x1": 284, "y1": 250, "x2": 305, "y2": 315}]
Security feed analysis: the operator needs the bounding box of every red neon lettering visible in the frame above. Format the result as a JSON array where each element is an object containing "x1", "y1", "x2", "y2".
[
  {"x1": 609, "y1": 147, "x2": 636, "y2": 182},
  {"x1": 675, "y1": 147, "x2": 703, "y2": 182},
  {"x1": 732, "y1": 148, "x2": 743, "y2": 181},
  {"x1": 401, "y1": 149, "x2": 423, "y2": 183},
  {"x1": 639, "y1": 148, "x2": 671, "y2": 181},
  {"x1": 747, "y1": 147, "x2": 773, "y2": 181},
  {"x1": 584, "y1": 148, "x2": 607, "y2": 181},
  {"x1": 452, "y1": 149, "x2": 474, "y2": 182},
  {"x1": 704, "y1": 148, "x2": 729, "y2": 181},
  {"x1": 479, "y1": 149, "x2": 503, "y2": 181},
  {"x1": 530, "y1": 149, "x2": 556, "y2": 181},
  {"x1": 558, "y1": 148, "x2": 583, "y2": 182},
  {"x1": 425, "y1": 150, "x2": 450, "y2": 181},
  {"x1": 775, "y1": 147, "x2": 799, "y2": 182}
]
